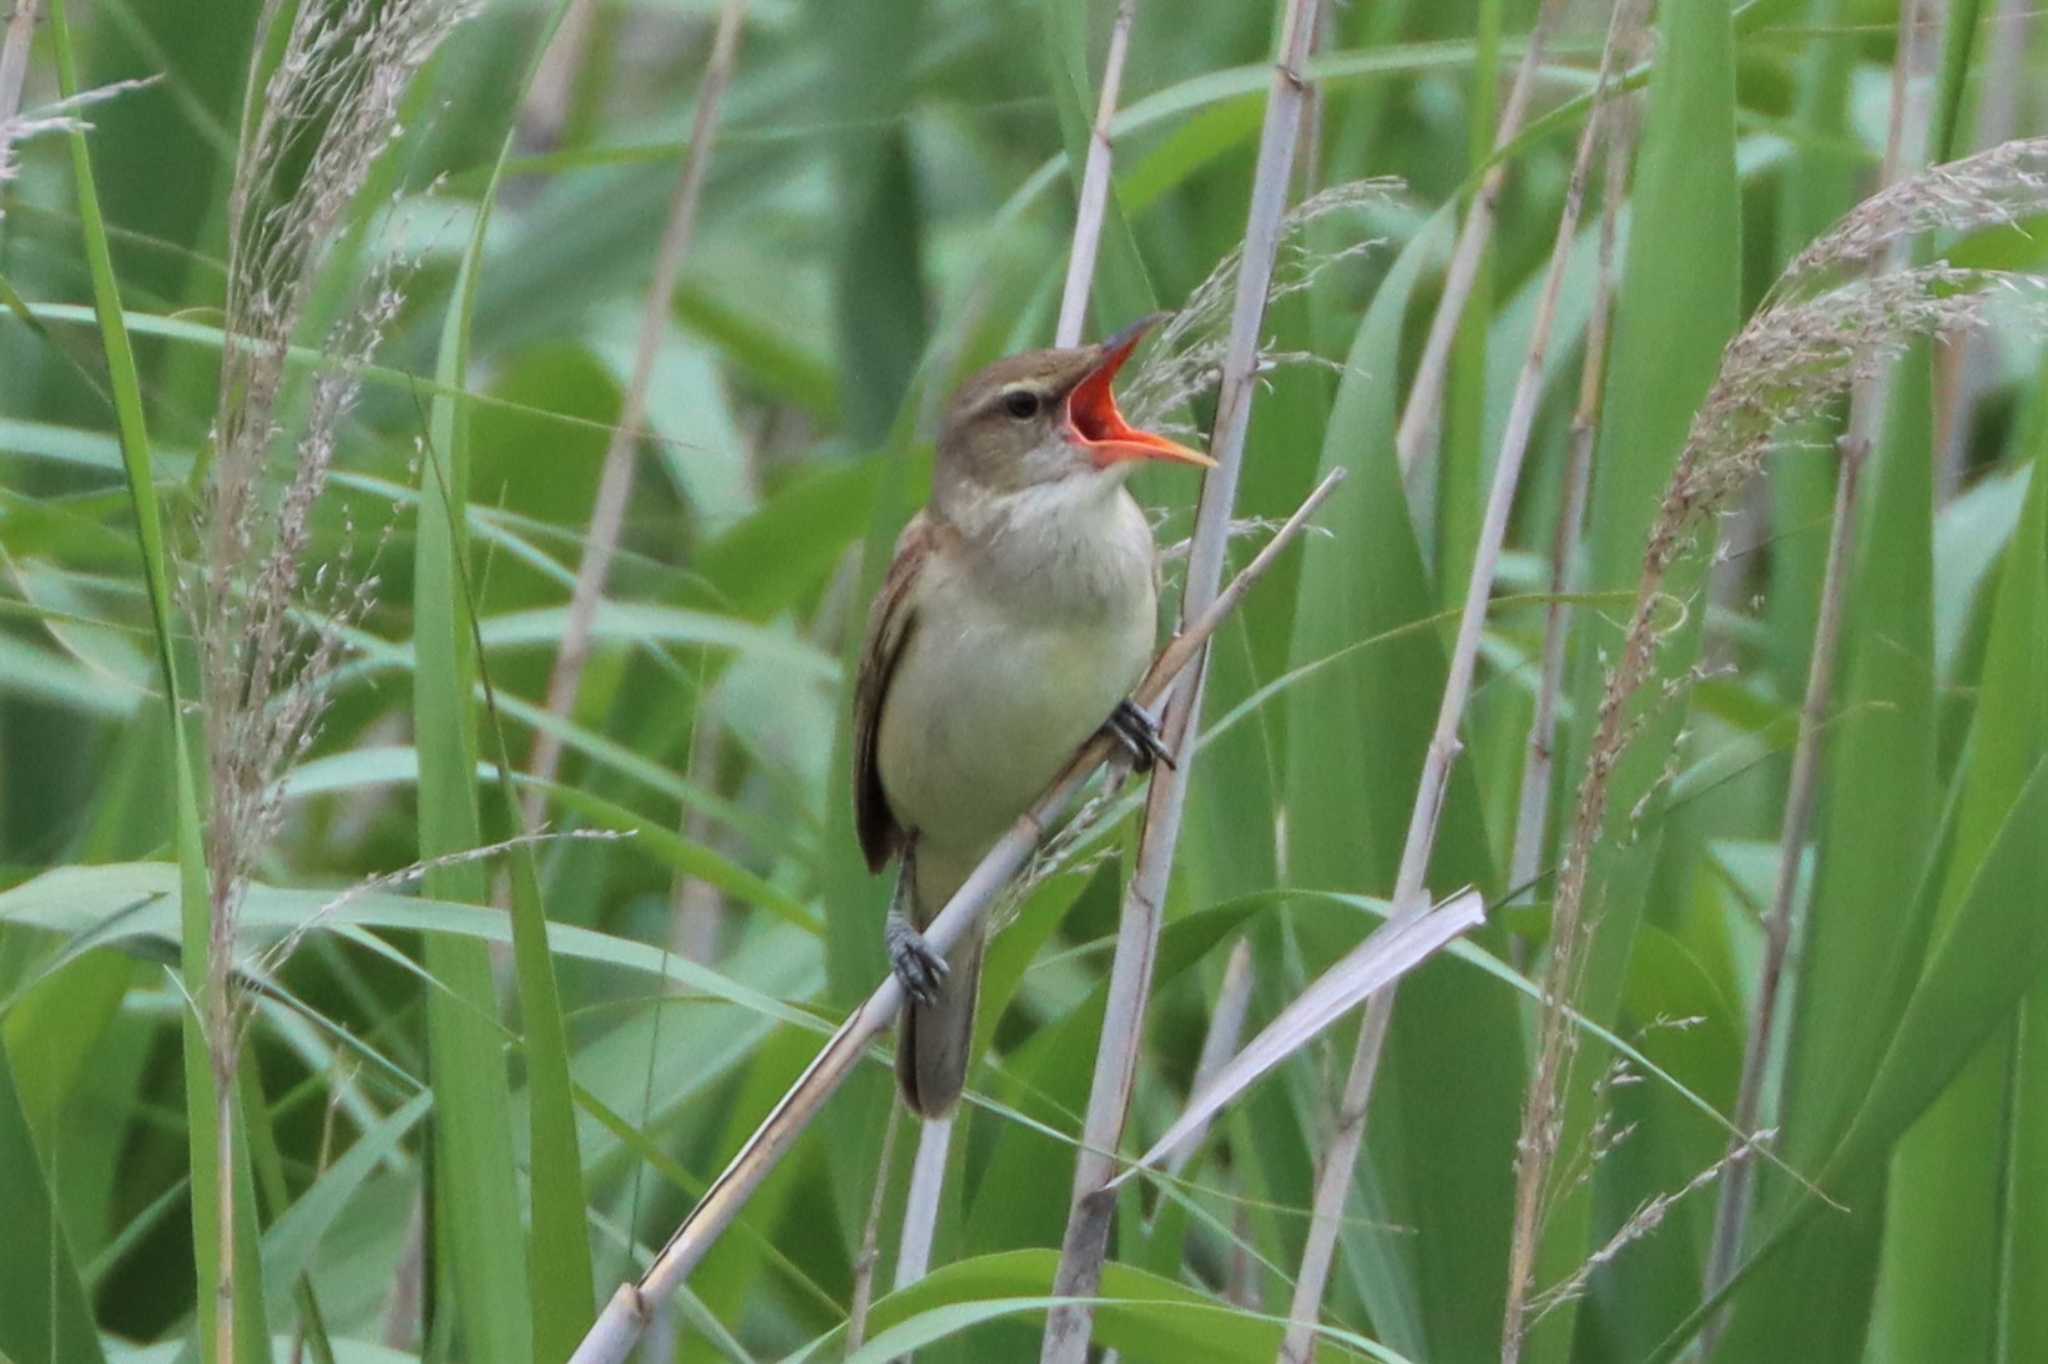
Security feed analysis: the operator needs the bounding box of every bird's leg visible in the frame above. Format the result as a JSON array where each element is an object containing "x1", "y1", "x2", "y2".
[
  {"x1": 885, "y1": 846, "x2": 949, "y2": 1007},
  {"x1": 1103, "y1": 697, "x2": 1174, "y2": 773}
]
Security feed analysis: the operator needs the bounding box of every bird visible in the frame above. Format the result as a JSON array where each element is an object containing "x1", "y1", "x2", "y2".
[{"x1": 852, "y1": 315, "x2": 1213, "y2": 1117}]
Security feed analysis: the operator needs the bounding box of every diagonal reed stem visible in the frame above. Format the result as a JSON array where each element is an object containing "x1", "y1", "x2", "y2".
[
  {"x1": 523, "y1": 0, "x2": 747, "y2": 816},
  {"x1": 1281, "y1": 9, "x2": 1638, "y2": 1360},
  {"x1": 564, "y1": 468, "x2": 1346, "y2": 1364},
  {"x1": 1054, "y1": 0, "x2": 1141, "y2": 349},
  {"x1": 1507, "y1": 8, "x2": 1642, "y2": 917},
  {"x1": 1391, "y1": 0, "x2": 1564, "y2": 481},
  {"x1": 1037, "y1": 4, "x2": 1324, "y2": 1360}
]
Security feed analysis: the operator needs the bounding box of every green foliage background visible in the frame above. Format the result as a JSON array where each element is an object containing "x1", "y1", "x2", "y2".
[{"x1": 3, "y1": 0, "x2": 2047, "y2": 1360}]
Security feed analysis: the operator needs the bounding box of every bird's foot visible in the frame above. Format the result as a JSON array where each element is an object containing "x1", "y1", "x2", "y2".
[
  {"x1": 1104, "y1": 698, "x2": 1174, "y2": 773},
  {"x1": 885, "y1": 914, "x2": 949, "y2": 1007}
]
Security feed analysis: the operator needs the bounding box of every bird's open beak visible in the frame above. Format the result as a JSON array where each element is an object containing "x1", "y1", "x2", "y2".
[{"x1": 1066, "y1": 315, "x2": 1216, "y2": 470}]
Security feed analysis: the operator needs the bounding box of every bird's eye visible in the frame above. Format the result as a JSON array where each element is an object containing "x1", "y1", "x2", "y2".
[{"x1": 1003, "y1": 390, "x2": 1041, "y2": 420}]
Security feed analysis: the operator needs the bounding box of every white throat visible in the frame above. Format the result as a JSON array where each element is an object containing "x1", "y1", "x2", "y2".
[{"x1": 957, "y1": 466, "x2": 1154, "y2": 625}]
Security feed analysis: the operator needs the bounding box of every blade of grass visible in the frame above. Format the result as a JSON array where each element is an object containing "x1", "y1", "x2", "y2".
[
  {"x1": 45, "y1": 3, "x2": 267, "y2": 1358},
  {"x1": 0, "y1": 1047, "x2": 105, "y2": 1364},
  {"x1": 1281, "y1": 197, "x2": 1516, "y2": 1362}
]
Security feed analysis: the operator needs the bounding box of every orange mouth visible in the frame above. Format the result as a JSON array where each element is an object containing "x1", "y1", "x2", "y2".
[{"x1": 1066, "y1": 316, "x2": 1215, "y2": 470}]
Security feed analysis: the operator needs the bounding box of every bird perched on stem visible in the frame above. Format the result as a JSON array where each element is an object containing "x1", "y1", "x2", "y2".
[{"x1": 853, "y1": 315, "x2": 1213, "y2": 1117}]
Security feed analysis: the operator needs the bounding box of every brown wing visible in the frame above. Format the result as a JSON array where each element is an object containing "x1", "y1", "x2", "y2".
[{"x1": 853, "y1": 512, "x2": 940, "y2": 873}]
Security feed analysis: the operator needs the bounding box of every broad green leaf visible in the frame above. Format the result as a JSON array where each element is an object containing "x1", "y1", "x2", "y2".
[
  {"x1": 1721, "y1": 350, "x2": 1943, "y2": 1353},
  {"x1": 797, "y1": 1249, "x2": 1402, "y2": 1364},
  {"x1": 0, "y1": 1049, "x2": 105, "y2": 1364},
  {"x1": 45, "y1": 2, "x2": 267, "y2": 1357},
  {"x1": 1281, "y1": 198, "x2": 1517, "y2": 1362},
  {"x1": 411, "y1": 42, "x2": 537, "y2": 1358}
]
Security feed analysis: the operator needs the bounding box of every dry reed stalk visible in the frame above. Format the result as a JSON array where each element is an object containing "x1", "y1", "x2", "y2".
[
  {"x1": 1053, "y1": 0, "x2": 1141, "y2": 349},
  {"x1": 1701, "y1": 0, "x2": 1939, "y2": 1325},
  {"x1": 1276, "y1": 11, "x2": 1638, "y2": 1359},
  {"x1": 564, "y1": 469, "x2": 1346, "y2": 1364},
  {"x1": 524, "y1": 0, "x2": 747, "y2": 819},
  {"x1": 846, "y1": 1104, "x2": 903, "y2": 1352},
  {"x1": 1507, "y1": 18, "x2": 1643, "y2": 916},
  {"x1": 1501, "y1": 119, "x2": 2048, "y2": 1359},
  {"x1": 895, "y1": 1112, "x2": 953, "y2": 1291},
  {"x1": 1037, "y1": 5, "x2": 1325, "y2": 1360},
  {"x1": 887, "y1": 0, "x2": 1145, "y2": 1290},
  {"x1": 521, "y1": 0, "x2": 598, "y2": 150},
  {"x1": 0, "y1": 0, "x2": 37, "y2": 128},
  {"x1": 1391, "y1": 0, "x2": 1565, "y2": 480},
  {"x1": 1935, "y1": 0, "x2": 2029, "y2": 496},
  {"x1": 1165, "y1": 936, "x2": 1256, "y2": 1182}
]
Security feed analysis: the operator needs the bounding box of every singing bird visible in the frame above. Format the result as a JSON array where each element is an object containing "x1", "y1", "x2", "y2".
[{"x1": 853, "y1": 316, "x2": 1213, "y2": 1117}]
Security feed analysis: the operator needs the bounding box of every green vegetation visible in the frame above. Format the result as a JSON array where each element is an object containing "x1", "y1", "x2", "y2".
[{"x1": 2, "y1": 0, "x2": 2046, "y2": 1360}]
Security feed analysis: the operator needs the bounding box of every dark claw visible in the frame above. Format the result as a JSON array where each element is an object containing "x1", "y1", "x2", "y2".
[
  {"x1": 1106, "y1": 698, "x2": 1174, "y2": 773},
  {"x1": 887, "y1": 923, "x2": 949, "y2": 1007}
]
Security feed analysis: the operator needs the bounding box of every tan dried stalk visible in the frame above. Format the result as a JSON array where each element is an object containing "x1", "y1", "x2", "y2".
[
  {"x1": 846, "y1": 1105, "x2": 902, "y2": 1352},
  {"x1": 524, "y1": 0, "x2": 748, "y2": 817},
  {"x1": 564, "y1": 469, "x2": 1346, "y2": 1364},
  {"x1": 0, "y1": 0, "x2": 34, "y2": 117},
  {"x1": 1501, "y1": 133, "x2": 2048, "y2": 1353},
  {"x1": 1278, "y1": 9, "x2": 1639, "y2": 1359},
  {"x1": 1038, "y1": 5, "x2": 1325, "y2": 1360},
  {"x1": 888, "y1": 0, "x2": 1146, "y2": 1288},
  {"x1": 1392, "y1": 0, "x2": 1566, "y2": 479},
  {"x1": 1053, "y1": 0, "x2": 1141, "y2": 349},
  {"x1": 1506, "y1": 15, "x2": 1644, "y2": 913}
]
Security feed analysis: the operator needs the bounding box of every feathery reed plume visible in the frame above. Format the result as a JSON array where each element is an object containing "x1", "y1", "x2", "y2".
[
  {"x1": 1699, "y1": 18, "x2": 1943, "y2": 1327},
  {"x1": 1501, "y1": 138, "x2": 2048, "y2": 1355},
  {"x1": 185, "y1": 0, "x2": 469, "y2": 1353},
  {"x1": 0, "y1": 78, "x2": 158, "y2": 208},
  {"x1": 1776, "y1": 137, "x2": 2048, "y2": 291},
  {"x1": 1118, "y1": 178, "x2": 1398, "y2": 437}
]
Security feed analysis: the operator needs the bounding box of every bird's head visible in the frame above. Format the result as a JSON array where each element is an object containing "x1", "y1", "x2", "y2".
[{"x1": 934, "y1": 315, "x2": 1213, "y2": 504}]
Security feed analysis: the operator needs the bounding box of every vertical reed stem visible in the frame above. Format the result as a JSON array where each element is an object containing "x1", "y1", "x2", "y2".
[
  {"x1": 1392, "y1": 0, "x2": 1566, "y2": 479},
  {"x1": 1279, "y1": 11, "x2": 1633, "y2": 1356},
  {"x1": 1039, "y1": 5, "x2": 1323, "y2": 1360}
]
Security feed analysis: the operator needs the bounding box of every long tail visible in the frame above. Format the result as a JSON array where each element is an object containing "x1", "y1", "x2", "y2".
[{"x1": 895, "y1": 847, "x2": 987, "y2": 1118}]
